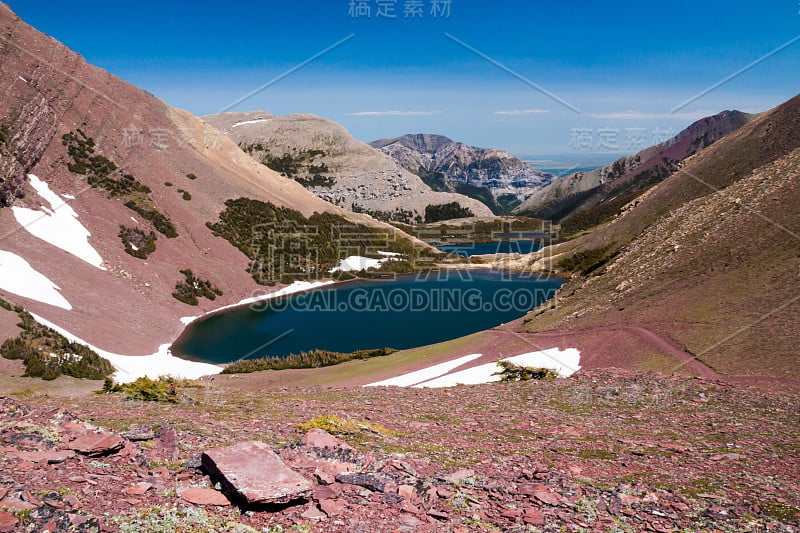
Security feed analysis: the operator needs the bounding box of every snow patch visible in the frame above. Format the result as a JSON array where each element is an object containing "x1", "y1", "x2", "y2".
[
  {"x1": 29, "y1": 313, "x2": 221, "y2": 383},
  {"x1": 180, "y1": 280, "x2": 335, "y2": 326},
  {"x1": 366, "y1": 348, "x2": 581, "y2": 389},
  {"x1": 12, "y1": 175, "x2": 105, "y2": 270},
  {"x1": 329, "y1": 252, "x2": 400, "y2": 273},
  {"x1": 61, "y1": 193, "x2": 76, "y2": 200},
  {"x1": 414, "y1": 348, "x2": 581, "y2": 388},
  {"x1": 231, "y1": 118, "x2": 269, "y2": 128},
  {"x1": 0, "y1": 251, "x2": 72, "y2": 310},
  {"x1": 365, "y1": 353, "x2": 483, "y2": 387}
]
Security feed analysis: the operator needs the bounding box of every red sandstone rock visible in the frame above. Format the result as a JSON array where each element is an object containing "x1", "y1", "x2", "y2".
[{"x1": 202, "y1": 441, "x2": 313, "y2": 505}]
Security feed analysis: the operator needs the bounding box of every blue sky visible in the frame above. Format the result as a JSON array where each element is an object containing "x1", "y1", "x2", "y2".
[{"x1": 7, "y1": 0, "x2": 800, "y2": 155}]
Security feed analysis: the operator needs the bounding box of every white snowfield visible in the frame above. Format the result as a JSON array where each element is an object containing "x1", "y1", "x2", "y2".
[
  {"x1": 366, "y1": 348, "x2": 581, "y2": 388},
  {"x1": 11, "y1": 174, "x2": 105, "y2": 270},
  {"x1": 231, "y1": 118, "x2": 269, "y2": 128},
  {"x1": 29, "y1": 313, "x2": 222, "y2": 383},
  {"x1": 0, "y1": 251, "x2": 73, "y2": 310},
  {"x1": 25, "y1": 281, "x2": 334, "y2": 382},
  {"x1": 365, "y1": 353, "x2": 483, "y2": 387},
  {"x1": 329, "y1": 253, "x2": 400, "y2": 273},
  {"x1": 180, "y1": 280, "x2": 334, "y2": 325}
]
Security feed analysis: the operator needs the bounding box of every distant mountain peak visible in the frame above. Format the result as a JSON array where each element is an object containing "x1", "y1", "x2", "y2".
[{"x1": 369, "y1": 135, "x2": 555, "y2": 214}]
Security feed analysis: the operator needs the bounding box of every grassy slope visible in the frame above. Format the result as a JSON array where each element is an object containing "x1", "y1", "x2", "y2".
[{"x1": 520, "y1": 94, "x2": 800, "y2": 379}]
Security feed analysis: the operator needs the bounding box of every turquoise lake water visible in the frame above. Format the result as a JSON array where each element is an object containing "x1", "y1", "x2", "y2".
[
  {"x1": 436, "y1": 239, "x2": 544, "y2": 257},
  {"x1": 173, "y1": 270, "x2": 562, "y2": 364}
]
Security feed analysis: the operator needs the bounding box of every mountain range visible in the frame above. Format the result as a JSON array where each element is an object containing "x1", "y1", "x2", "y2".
[
  {"x1": 203, "y1": 112, "x2": 493, "y2": 224},
  {"x1": 371, "y1": 133, "x2": 555, "y2": 214},
  {"x1": 514, "y1": 110, "x2": 754, "y2": 234}
]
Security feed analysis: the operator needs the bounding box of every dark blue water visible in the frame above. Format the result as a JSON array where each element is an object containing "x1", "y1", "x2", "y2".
[
  {"x1": 173, "y1": 270, "x2": 562, "y2": 364},
  {"x1": 437, "y1": 240, "x2": 544, "y2": 257}
]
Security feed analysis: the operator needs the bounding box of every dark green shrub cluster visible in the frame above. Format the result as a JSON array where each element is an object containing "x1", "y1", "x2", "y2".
[
  {"x1": 351, "y1": 205, "x2": 418, "y2": 224},
  {"x1": 398, "y1": 217, "x2": 549, "y2": 245},
  {"x1": 222, "y1": 347, "x2": 396, "y2": 374},
  {"x1": 494, "y1": 360, "x2": 558, "y2": 382},
  {"x1": 241, "y1": 145, "x2": 334, "y2": 188},
  {"x1": 171, "y1": 269, "x2": 223, "y2": 306},
  {"x1": 0, "y1": 124, "x2": 9, "y2": 146},
  {"x1": 102, "y1": 376, "x2": 179, "y2": 403},
  {"x1": 295, "y1": 174, "x2": 335, "y2": 188},
  {"x1": 557, "y1": 244, "x2": 618, "y2": 276},
  {"x1": 62, "y1": 130, "x2": 178, "y2": 238},
  {"x1": 185, "y1": 172, "x2": 198, "y2": 180},
  {"x1": 0, "y1": 296, "x2": 12, "y2": 311},
  {"x1": 176, "y1": 188, "x2": 192, "y2": 201},
  {"x1": 207, "y1": 197, "x2": 421, "y2": 284},
  {"x1": 124, "y1": 199, "x2": 178, "y2": 238},
  {"x1": 0, "y1": 307, "x2": 114, "y2": 380},
  {"x1": 424, "y1": 202, "x2": 475, "y2": 223},
  {"x1": 118, "y1": 225, "x2": 157, "y2": 259},
  {"x1": 62, "y1": 130, "x2": 150, "y2": 196}
]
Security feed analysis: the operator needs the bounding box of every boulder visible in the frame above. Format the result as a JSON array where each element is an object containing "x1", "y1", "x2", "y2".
[
  {"x1": 300, "y1": 429, "x2": 353, "y2": 451},
  {"x1": 67, "y1": 432, "x2": 124, "y2": 457},
  {"x1": 202, "y1": 441, "x2": 312, "y2": 505}
]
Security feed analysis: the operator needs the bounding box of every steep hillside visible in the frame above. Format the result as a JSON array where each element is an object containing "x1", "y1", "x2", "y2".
[
  {"x1": 371, "y1": 133, "x2": 555, "y2": 214},
  {"x1": 0, "y1": 4, "x2": 424, "y2": 372},
  {"x1": 513, "y1": 93, "x2": 800, "y2": 379},
  {"x1": 203, "y1": 112, "x2": 493, "y2": 223},
  {"x1": 514, "y1": 110, "x2": 753, "y2": 232}
]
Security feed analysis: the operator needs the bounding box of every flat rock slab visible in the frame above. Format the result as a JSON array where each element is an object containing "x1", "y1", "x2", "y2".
[
  {"x1": 202, "y1": 441, "x2": 312, "y2": 505},
  {"x1": 11, "y1": 450, "x2": 75, "y2": 464},
  {"x1": 180, "y1": 487, "x2": 230, "y2": 506},
  {"x1": 67, "y1": 432, "x2": 124, "y2": 457}
]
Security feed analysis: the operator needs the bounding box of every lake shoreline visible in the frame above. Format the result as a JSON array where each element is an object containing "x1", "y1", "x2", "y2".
[{"x1": 171, "y1": 268, "x2": 564, "y2": 367}]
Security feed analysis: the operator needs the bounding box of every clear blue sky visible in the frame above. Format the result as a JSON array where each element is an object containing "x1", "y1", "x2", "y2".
[{"x1": 7, "y1": 0, "x2": 800, "y2": 155}]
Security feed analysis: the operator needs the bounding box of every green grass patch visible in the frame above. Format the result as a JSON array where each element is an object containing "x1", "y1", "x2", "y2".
[
  {"x1": 102, "y1": 376, "x2": 201, "y2": 403},
  {"x1": 578, "y1": 448, "x2": 618, "y2": 460},
  {"x1": 297, "y1": 415, "x2": 395, "y2": 437}
]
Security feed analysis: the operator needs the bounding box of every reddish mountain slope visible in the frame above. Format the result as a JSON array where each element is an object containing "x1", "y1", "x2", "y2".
[{"x1": 0, "y1": 4, "x2": 415, "y2": 359}]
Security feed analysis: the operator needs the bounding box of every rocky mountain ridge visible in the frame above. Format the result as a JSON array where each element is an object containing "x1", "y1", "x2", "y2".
[
  {"x1": 203, "y1": 113, "x2": 493, "y2": 224},
  {"x1": 513, "y1": 110, "x2": 753, "y2": 230},
  {"x1": 371, "y1": 134, "x2": 555, "y2": 214}
]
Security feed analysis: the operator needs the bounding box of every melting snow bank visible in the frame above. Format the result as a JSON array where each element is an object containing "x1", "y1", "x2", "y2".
[
  {"x1": 12, "y1": 174, "x2": 105, "y2": 269},
  {"x1": 28, "y1": 313, "x2": 222, "y2": 383},
  {"x1": 330, "y1": 252, "x2": 401, "y2": 273},
  {"x1": 0, "y1": 251, "x2": 72, "y2": 310},
  {"x1": 180, "y1": 280, "x2": 335, "y2": 325},
  {"x1": 365, "y1": 354, "x2": 483, "y2": 387},
  {"x1": 366, "y1": 348, "x2": 581, "y2": 388}
]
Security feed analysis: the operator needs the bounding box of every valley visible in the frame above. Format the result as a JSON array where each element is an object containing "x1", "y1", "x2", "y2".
[{"x1": 0, "y1": 2, "x2": 797, "y2": 532}]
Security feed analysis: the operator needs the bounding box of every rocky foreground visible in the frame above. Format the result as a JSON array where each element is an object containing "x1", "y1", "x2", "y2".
[{"x1": 0, "y1": 369, "x2": 798, "y2": 532}]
